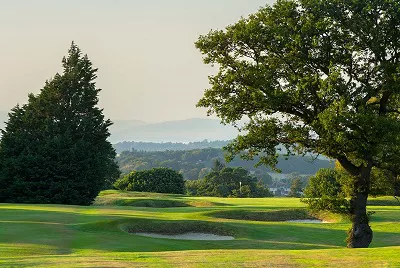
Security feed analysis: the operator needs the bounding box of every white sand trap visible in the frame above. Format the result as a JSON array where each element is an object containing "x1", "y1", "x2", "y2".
[
  {"x1": 286, "y1": 219, "x2": 327, "y2": 223},
  {"x1": 135, "y1": 232, "x2": 234, "y2": 240}
]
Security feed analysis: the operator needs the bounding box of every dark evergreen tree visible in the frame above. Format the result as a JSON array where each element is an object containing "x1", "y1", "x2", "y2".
[{"x1": 0, "y1": 43, "x2": 119, "y2": 205}]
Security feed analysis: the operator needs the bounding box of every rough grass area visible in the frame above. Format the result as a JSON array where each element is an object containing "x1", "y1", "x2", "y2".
[
  {"x1": 208, "y1": 208, "x2": 317, "y2": 222},
  {"x1": 0, "y1": 191, "x2": 399, "y2": 267}
]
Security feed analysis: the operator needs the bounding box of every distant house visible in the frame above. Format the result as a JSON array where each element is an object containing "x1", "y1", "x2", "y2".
[
  {"x1": 269, "y1": 187, "x2": 291, "y2": 196},
  {"x1": 269, "y1": 188, "x2": 278, "y2": 195}
]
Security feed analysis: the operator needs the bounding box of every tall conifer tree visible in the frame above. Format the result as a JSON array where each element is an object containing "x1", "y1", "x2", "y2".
[{"x1": 0, "y1": 43, "x2": 119, "y2": 205}]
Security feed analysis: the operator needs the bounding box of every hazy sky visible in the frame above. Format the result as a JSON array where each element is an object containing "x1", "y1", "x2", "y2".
[{"x1": 0, "y1": 0, "x2": 274, "y2": 122}]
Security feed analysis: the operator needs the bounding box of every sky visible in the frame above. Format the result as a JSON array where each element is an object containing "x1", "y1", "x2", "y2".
[{"x1": 0, "y1": 0, "x2": 274, "y2": 123}]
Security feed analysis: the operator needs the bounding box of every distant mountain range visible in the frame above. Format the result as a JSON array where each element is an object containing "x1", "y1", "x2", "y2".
[
  {"x1": 0, "y1": 111, "x2": 238, "y2": 143},
  {"x1": 109, "y1": 118, "x2": 239, "y2": 143},
  {"x1": 113, "y1": 140, "x2": 231, "y2": 154},
  {"x1": 0, "y1": 110, "x2": 330, "y2": 162}
]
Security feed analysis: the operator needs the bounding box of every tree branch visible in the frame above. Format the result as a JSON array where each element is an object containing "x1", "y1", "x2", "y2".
[
  {"x1": 337, "y1": 157, "x2": 361, "y2": 176},
  {"x1": 379, "y1": 91, "x2": 392, "y2": 115}
]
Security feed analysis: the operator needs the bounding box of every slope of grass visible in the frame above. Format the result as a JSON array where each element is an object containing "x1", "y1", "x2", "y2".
[
  {"x1": 208, "y1": 208, "x2": 318, "y2": 222},
  {"x1": 0, "y1": 190, "x2": 399, "y2": 267},
  {"x1": 94, "y1": 190, "x2": 227, "y2": 207}
]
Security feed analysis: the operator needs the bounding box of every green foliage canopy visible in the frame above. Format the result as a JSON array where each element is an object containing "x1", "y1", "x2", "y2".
[
  {"x1": 303, "y1": 167, "x2": 399, "y2": 213},
  {"x1": 185, "y1": 166, "x2": 273, "y2": 198},
  {"x1": 114, "y1": 168, "x2": 185, "y2": 194},
  {"x1": 195, "y1": 0, "x2": 400, "y2": 248},
  {"x1": 304, "y1": 168, "x2": 344, "y2": 198},
  {"x1": 302, "y1": 168, "x2": 350, "y2": 213}
]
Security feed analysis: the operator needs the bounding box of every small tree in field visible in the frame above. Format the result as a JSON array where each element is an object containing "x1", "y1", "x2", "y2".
[
  {"x1": 288, "y1": 177, "x2": 303, "y2": 197},
  {"x1": 302, "y1": 168, "x2": 351, "y2": 213},
  {"x1": 0, "y1": 43, "x2": 119, "y2": 205},
  {"x1": 195, "y1": 0, "x2": 400, "y2": 247}
]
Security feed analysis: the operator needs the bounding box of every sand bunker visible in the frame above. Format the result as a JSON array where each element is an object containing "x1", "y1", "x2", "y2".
[
  {"x1": 134, "y1": 232, "x2": 234, "y2": 240},
  {"x1": 286, "y1": 219, "x2": 327, "y2": 223}
]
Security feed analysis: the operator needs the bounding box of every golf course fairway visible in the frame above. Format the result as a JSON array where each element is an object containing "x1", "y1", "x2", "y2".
[{"x1": 0, "y1": 190, "x2": 399, "y2": 267}]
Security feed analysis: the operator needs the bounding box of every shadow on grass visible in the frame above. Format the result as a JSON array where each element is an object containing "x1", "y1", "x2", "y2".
[{"x1": 367, "y1": 198, "x2": 400, "y2": 206}]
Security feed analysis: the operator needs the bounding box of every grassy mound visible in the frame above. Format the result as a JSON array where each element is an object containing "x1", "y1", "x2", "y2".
[
  {"x1": 94, "y1": 190, "x2": 227, "y2": 207},
  {"x1": 120, "y1": 219, "x2": 235, "y2": 237},
  {"x1": 111, "y1": 199, "x2": 189, "y2": 208},
  {"x1": 208, "y1": 209, "x2": 318, "y2": 222},
  {"x1": 185, "y1": 200, "x2": 230, "y2": 207},
  {"x1": 94, "y1": 197, "x2": 227, "y2": 208}
]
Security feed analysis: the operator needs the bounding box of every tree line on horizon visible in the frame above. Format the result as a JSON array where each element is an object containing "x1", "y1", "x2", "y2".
[
  {"x1": 116, "y1": 147, "x2": 334, "y2": 181},
  {"x1": 113, "y1": 140, "x2": 230, "y2": 154},
  {"x1": 114, "y1": 163, "x2": 274, "y2": 198}
]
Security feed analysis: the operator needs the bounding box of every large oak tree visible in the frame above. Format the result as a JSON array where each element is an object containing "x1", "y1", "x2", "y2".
[
  {"x1": 0, "y1": 43, "x2": 119, "y2": 205},
  {"x1": 196, "y1": 0, "x2": 400, "y2": 248}
]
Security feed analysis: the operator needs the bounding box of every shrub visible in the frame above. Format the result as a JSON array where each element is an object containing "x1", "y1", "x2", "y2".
[{"x1": 114, "y1": 168, "x2": 184, "y2": 194}]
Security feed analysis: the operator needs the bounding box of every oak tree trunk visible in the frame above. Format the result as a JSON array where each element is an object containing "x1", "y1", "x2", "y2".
[{"x1": 346, "y1": 166, "x2": 373, "y2": 248}]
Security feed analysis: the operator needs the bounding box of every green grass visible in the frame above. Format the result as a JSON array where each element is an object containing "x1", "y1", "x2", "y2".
[
  {"x1": 0, "y1": 190, "x2": 399, "y2": 267},
  {"x1": 367, "y1": 196, "x2": 400, "y2": 206}
]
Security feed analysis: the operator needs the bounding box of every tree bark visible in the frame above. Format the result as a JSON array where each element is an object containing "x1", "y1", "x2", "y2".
[{"x1": 346, "y1": 166, "x2": 373, "y2": 248}]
